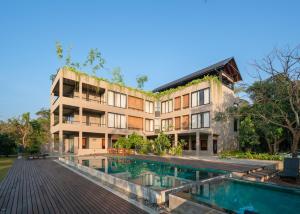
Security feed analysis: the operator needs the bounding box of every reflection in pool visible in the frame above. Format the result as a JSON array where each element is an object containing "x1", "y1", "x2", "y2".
[{"x1": 68, "y1": 155, "x2": 225, "y2": 191}]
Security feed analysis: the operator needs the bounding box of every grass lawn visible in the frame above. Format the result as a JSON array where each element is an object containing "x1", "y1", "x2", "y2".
[{"x1": 0, "y1": 157, "x2": 16, "y2": 182}]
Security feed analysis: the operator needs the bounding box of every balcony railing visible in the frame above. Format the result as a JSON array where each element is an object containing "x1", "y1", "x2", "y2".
[
  {"x1": 82, "y1": 122, "x2": 106, "y2": 127},
  {"x1": 82, "y1": 97, "x2": 106, "y2": 104}
]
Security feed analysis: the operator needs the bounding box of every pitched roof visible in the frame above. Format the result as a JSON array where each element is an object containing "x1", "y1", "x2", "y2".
[{"x1": 152, "y1": 57, "x2": 242, "y2": 92}]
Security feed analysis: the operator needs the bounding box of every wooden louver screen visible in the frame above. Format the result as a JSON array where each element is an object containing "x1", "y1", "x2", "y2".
[
  {"x1": 128, "y1": 96, "x2": 143, "y2": 111},
  {"x1": 183, "y1": 94, "x2": 189, "y2": 108},
  {"x1": 182, "y1": 115, "x2": 189, "y2": 130},
  {"x1": 128, "y1": 116, "x2": 143, "y2": 130},
  {"x1": 174, "y1": 96, "x2": 181, "y2": 111},
  {"x1": 175, "y1": 117, "x2": 181, "y2": 130}
]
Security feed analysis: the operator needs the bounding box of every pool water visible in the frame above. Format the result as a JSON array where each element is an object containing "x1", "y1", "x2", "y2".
[
  {"x1": 188, "y1": 179, "x2": 300, "y2": 214},
  {"x1": 78, "y1": 156, "x2": 225, "y2": 191}
]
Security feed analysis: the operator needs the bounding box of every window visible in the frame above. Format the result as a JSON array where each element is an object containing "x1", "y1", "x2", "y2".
[
  {"x1": 161, "y1": 100, "x2": 173, "y2": 114},
  {"x1": 182, "y1": 115, "x2": 189, "y2": 130},
  {"x1": 128, "y1": 96, "x2": 143, "y2": 111},
  {"x1": 234, "y1": 118, "x2": 238, "y2": 132},
  {"x1": 183, "y1": 94, "x2": 189, "y2": 108},
  {"x1": 161, "y1": 118, "x2": 173, "y2": 131},
  {"x1": 128, "y1": 116, "x2": 143, "y2": 130},
  {"x1": 145, "y1": 119, "x2": 154, "y2": 132},
  {"x1": 154, "y1": 119, "x2": 160, "y2": 131},
  {"x1": 191, "y1": 88, "x2": 210, "y2": 107},
  {"x1": 145, "y1": 101, "x2": 154, "y2": 113},
  {"x1": 174, "y1": 96, "x2": 181, "y2": 111},
  {"x1": 108, "y1": 113, "x2": 126, "y2": 129},
  {"x1": 191, "y1": 112, "x2": 210, "y2": 129},
  {"x1": 175, "y1": 117, "x2": 181, "y2": 130},
  {"x1": 107, "y1": 91, "x2": 126, "y2": 108}
]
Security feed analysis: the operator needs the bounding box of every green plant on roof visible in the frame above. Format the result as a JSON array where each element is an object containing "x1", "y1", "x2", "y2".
[
  {"x1": 54, "y1": 42, "x2": 222, "y2": 100},
  {"x1": 136, "y1": 75, "x2": 148, "y2": 89}
]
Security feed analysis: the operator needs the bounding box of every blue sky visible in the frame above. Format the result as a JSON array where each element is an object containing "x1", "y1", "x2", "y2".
[{"x1": 0, "y1": 0, "x2": 299, "y2": 120}]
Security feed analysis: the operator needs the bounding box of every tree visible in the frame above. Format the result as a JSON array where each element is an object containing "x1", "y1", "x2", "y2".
[
  {"x1": 0, "y1": 133, "x2": 17, "y2": 155},
  {"x1": 250, "y1": 47, "x2": 300, "y2": 157},
  {"x1": 111, "y1": 67, "x2": 124, "y2": 85},
  {"x1": 136, "y1": 75, "x2": 148, "y2": 89},
  {"x1": 15, "y1": 112, "x2": 32, "y2": 148},
  {"x1": 238, "y1": 116, "x2": 260, "y2": 151}
]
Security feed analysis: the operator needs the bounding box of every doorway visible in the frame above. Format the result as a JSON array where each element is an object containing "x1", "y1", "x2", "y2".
[{"x1": 213, "y1": 140, "x2": 218, "y2": 154}]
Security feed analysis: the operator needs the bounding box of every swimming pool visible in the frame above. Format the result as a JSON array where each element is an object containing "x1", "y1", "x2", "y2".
[
  {"x1": 70, "y1": 155, "x2": 226, "y2": 191},
  {"x1": 175, "y1": 178, "x2": 300, "y2": 214}
]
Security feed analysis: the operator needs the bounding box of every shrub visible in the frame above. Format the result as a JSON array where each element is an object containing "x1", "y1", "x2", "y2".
[
  {"x1": 219, "y1": 150, "x2": 283, "y2": 161},
  {"x1": 153, "y1": 132, "x2": 171, "y2": 155},
  {"x1": 0, "y1": 133, "x2": 17, "y2": 156},
  {"x1": 169, "y1": 139, "x2": 186, "y2": 156}
]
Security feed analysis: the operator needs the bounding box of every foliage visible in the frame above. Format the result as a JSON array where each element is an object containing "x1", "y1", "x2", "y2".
[
  {"x1": 113, "y1": 137, "x2": 129, "y2": 149},
  {"x1": 111, "y1": 67, "x2": 124, "y2": 85},
  {"x1": 219, "y1": 151, "x2": 283, "y2": 161},
  {"x1": 248, "y1": 47, "x2": 300, "y2": 157},
  {"x1": 153, "y1": 132, "x2": 171, "y2": 155},
  {"x1": 55, "y1": 42, "x2": 106, "y2": 77},
  {"x1": 0, "y1": 108, "x2": 51, "y2": 154},
  {"x1": 0, "y1": 133, "x2": 17, "y2": 155},
  {"x1": 238, "y1": 116, "x2": 260, "y2": 151},
  {"x1": 169, "y1": 139, "x2": 186, "y2": 156},
  {"x1": 138, "y1": 139, "x2": 153, "y2": 154},
  {"x1": 136, "y1": 75, "x2": 148, "y2": 89},
  {"x1": 113, "y1": 133, "x2": 144, "y2": 150}
]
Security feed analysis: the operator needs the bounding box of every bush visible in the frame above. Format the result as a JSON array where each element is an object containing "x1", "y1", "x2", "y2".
[
  {"x1": 219, "y1": 150, "x2": 283, "y2": 161},
  {"x1": 153, "y1": 132, "x2": 171, "y2": 155},
  {"x1": 169, "y1": 139, "x2": 186, "y2": 156}
]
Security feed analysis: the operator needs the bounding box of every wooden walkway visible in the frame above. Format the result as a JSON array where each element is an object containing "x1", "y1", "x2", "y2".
[{"x1": 0, "y1": 158, "x2": 147, "y2": 214}]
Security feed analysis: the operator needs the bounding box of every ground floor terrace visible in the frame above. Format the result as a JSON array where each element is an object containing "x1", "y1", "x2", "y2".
[
  {"x1": 51, "y1": 130, "x2": 231, "y2": 156},
  {"x1": 0, "y1": 158, "x2": 148, "y2": 214}
]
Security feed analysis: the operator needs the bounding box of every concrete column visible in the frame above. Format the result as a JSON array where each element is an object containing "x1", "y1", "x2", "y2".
[
  {"x1": 59, "y1": 130, "x2": 63, "y2": 155},
  {"x1": 79, "y1": 131, "x2": 83, "y2": 153},
  {"x1": 79, "y1": 78, "x2": 82, "y2": 99},
  {"x1": 51, "y1": 133, "x2": 55, "y2": 153},
  {"x1": 59, "y1": 75, "x2": 63, "y2": 94},
  {"x1": 79, "y1": 107, "x2": 83, "y2": 125},
  {"x1": 59, "y1": 104, "x2": 63, "y2": 124},
  {"x1": 105, "y1": 158, "x2": 108, "y2": 173},
  {"x1": 174, "y1": 133, "x2": 178, "y2": 147},
  {"x1": 196, "y1": 132, "x2": 200, "y2": 156},
  {"x1": 208, "y1": 134, "x2": 214, "y2": 155},
  {"x1": 188, "y1": 135, "x2": 192, "y2": 150},
  {"x1": 174, "y1": 167, "x2": 178, "y2": 177},
  {"x1": 105, "y1": 133, "x2": 108, "y2": 150}
]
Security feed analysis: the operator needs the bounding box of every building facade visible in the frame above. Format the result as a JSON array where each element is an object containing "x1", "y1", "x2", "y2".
[{"x1": 50, "y1": 57, "x2": 242, "y2": 156}]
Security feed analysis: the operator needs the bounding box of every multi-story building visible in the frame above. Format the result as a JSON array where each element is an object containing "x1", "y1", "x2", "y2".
[{"x1": 50, "y1": 57, "x2": 242, "y2": 156}]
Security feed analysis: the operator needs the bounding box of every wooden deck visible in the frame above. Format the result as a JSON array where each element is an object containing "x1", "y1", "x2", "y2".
[{"x1": 0, "y1": 158, "x2": 147, "y2": 214}]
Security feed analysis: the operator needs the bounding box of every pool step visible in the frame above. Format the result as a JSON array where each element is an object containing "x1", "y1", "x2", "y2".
[{"x1": 242, "y1": 169, "x2": 278, "y2": 182}]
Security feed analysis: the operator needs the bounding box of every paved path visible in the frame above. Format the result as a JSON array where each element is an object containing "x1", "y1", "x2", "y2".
[{"x1": 0, "y1": 158, "x2": 147, "y2": 214}]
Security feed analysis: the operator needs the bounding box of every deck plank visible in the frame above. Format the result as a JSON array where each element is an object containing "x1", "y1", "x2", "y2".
[{"x1": 0, "y1": 158, "x2": 147, "y2": 214}]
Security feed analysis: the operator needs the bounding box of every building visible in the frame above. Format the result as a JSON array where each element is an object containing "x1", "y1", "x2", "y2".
[{"x1": 50, "y1": 57, "x2": 242, "y2": 156}]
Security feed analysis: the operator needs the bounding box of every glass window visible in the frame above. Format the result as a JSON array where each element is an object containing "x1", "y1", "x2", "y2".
[
  {"x1": 161, "y1": 102, "x2": 166, "y2": 114},
  {"x1": 145, "y1": 119, "x2": 154, "y2": 132},
  {"x1": 115, "y1": 93, "x2": 121, "y2": 107},
  {"x1": 108, "y1": 91, "x2": 114, "y2": 106},
  {"x1": 121, "y1": 115, "x2": 126, "y2": 128},
  {"x1": 108, "y1": 113, "x2": 114, "y2": 128},
  {"x1": 192, "y1": 114, "x2": 198, "y2": 129},
  {"x1": 191, "y1": 88, "x2": 210, "y2": 107},
  {"x1": 202, "y1": 112, "x2": 210, "y2": 128},
  {"x1": 192, "y1": 92, "x2": 197, "y2": 107},
  {"x1": 145, "y1": 101, "x2": 153, "y2": 113},
  {"x1": 204, "y1": 88, "x2": 210, "y2": 104},
  {"x1": 120, "y1": 94, "x2": 127, "y2": 108}
]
